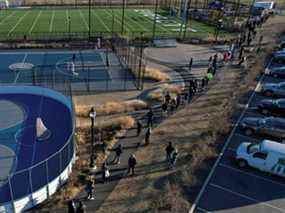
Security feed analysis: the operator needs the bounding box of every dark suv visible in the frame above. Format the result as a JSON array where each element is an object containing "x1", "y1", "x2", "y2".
[
  {"x1": 240, "y1": 117, "x2": 285, "y2": 139},
  {"x1": 257, "y1": 99, "x2": 285, "y2": 116}
]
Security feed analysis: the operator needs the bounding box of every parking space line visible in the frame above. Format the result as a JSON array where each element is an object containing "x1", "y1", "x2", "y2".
[
  {"x1": 210, "y1": 183, "x2": 285, "y2": 213},
  {"x1": 219, "y1": 163, "x2": 285, "y2": 188},
  {"x1": 197, "y1": 207, "x2": 211, "y2": 213},
  {"x1": 189, "y1": 74, "x2": 266, "y2": 213}
]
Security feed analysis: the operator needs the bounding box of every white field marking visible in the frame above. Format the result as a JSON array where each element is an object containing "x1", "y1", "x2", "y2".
[
  {"x1": 210, "y1": 183, "x2": 285, "y2": 213},
  {"x1": 123, "y1": 11, "x2": 148, "y2": 31},
  {"x1": 0, "y1": 11, "x2": 16, "y2": 25},
  {"x1": 29, "y1": 10, "x2": 42, "y2": 34},
  {"x1": 91, "y1": 9, "x2": 110, "y2": 32},
  {"x1": 103, "y1": 9, "x2": 132, "y2": 32},
  {"x1": 8, "y1": 11, "x2": 30, "y2": 35},
  {"x1": 189, "y1": 74, "x2": 266, "y2": 213},
  {"x1": 219, "y1": 163, "x2": 285, "y2": 188},
  {"x1": 49, "y1": 10, "x2": 55, "y2": 33},
  {"x1": 79, "y1": 9, "x2": 89, "y2": 31},
  {"x1": 137, "y1": 9, "x2": 168, "y2": 32},
  {"x1": 14, "y1": 53, "x2": 28, "y2": 83}
]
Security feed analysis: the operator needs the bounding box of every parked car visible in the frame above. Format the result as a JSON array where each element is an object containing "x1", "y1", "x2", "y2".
[
  {"x1": 265, "y1": 66, "x2": 285, "y2": 78},
  {"x1": 240, "y1": 116, "x2": 285, "y2": 139},
  {"x1": 260, "y1": 82, "x2": 285, "y2": 97},
  {"x1": 257, "y1": 99, "x2": 285, "y2": 116},
  {"x1": 236, "y1": 140, "x2": 285, "y2": 177}
]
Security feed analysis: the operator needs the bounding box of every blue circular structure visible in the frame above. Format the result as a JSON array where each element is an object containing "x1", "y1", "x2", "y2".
[{"x1": 0, "y1": 86, "x2": 75, "y2": 213}]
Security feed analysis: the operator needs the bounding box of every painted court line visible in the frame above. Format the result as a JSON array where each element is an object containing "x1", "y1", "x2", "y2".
[
  {"x1": 103, "y1": 9, "x2": 131, "y2": 32},
  {"x1": 189, "y1": 74, "x2": 266, "y2": 213},
  {"x1": 14, "y1": 53, "x2": 28, "y2": 84},
  {"x1": 8, "y1": 11, "x2": 30, "y2": 35},
  {"x1": 49, "y1": 10, "x2": 55, "y2": 33},
  {"x1": 210, "y1": 183, "x2": 285, "y2": 213},
  {"x1": 219, "y1": 163, "x2": 285, "y2": 188},
  {"x1": 29, "y1": 10, "x2": 42, "y2": 34}
]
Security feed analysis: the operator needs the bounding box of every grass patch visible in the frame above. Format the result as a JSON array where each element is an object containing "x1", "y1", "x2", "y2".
[
  {"x1": 144, "y1": 67, "x2": 171, "y2": 82},
  {"x1": 75, "y1": 99, "x2": 147, "y2": 117},
  {"x1": 146, "y1": 83, "x2": 182, "y2": 102}
]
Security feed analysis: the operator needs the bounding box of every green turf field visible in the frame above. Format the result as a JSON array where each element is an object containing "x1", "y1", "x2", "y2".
[{"x1": 0, "y1": 8, "x2": 224, "y2": 41}]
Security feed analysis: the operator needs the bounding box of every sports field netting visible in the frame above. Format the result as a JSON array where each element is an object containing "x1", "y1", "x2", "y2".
[{"x1": 0, "y1": 7, "x2": 230, "y2": 41}]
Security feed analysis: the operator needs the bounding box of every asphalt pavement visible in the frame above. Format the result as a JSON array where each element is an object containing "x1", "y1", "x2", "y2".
[{"x1": 194, "y1": 66, "x2": 285, "y2": 212}]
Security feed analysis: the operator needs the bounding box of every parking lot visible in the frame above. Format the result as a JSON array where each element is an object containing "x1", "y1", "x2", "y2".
[{"x1": 193, "y1": 54, "x2": 285, "y2": 213}]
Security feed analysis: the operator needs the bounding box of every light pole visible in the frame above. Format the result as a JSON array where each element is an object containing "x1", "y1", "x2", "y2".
[
  {"x1": 215, "y1": 18, "x2": 223, "y2": 42},
  {"x1": 89, "y1": 107, "x2": 96, "y2": 169}
]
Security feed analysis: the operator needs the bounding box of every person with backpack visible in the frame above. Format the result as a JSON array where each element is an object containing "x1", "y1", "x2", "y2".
[
  {"x1": 128, "y1": 154, "x2": 137, "y2": 176},
  {"x1": 113, "y1": 144, "x2": 123, "y2": 164}
]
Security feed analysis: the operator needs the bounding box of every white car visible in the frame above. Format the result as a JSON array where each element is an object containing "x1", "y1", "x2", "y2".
[{"x1": 236, "y1": 140, "x2": 285, "y2": 177}]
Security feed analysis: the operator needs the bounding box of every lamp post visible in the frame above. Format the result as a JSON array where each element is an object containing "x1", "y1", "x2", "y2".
[
  {"x1": 89, "y1": 107, "x2": 96, "y2": 169},
  {"x1": 215, "y1": 18, "x2": 223, "y2": 42}
]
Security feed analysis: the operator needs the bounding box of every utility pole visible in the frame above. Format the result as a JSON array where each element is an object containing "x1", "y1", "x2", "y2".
[{"x1": 183, "y1": 0, "x2": 192, "y2": 39}]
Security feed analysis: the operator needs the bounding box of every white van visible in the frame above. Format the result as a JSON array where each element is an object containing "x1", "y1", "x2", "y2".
[{"x1": 236, "y1": 140, "x2": 285, "y2": 177}]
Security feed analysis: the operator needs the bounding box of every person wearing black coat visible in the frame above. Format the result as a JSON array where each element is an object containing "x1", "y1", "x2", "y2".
[{"x1": 128, "y1": 154, "x2": 137, "y2": 175}]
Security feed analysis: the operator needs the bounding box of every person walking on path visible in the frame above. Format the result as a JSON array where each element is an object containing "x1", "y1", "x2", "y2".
[
  {"x1": 68, "y1": 199, "x2": 76, "y2": 213},
  {"x1": 188, "y1": 57, "x2": 193, "y2": 72},
  {"x1": 162, "y1": 100, "x2": 168, "y2": 116},
  {"x1": 146, "y1": 108, "x2": 154, "y2": 127},
  {"x1": 176, "y1": 93, "x2": 181, "y2": 109},
  {"x1": 101, "y1": 161, "x2": 110, "y2": 183},
  {"x1": 164, "y1": 92, "x2": 171, "y2": 105},
  {"x1": 127, "y1": 154, "x2": 137, "y2": 176},
  {"x1": 170, "y1": 149, "x2": 178, "y2": 169},
  {"x1": 145, "y1": 127, "x2": 151, "y2": 145},
  {"x1": 76, "y1": 201, "x2": 86, "y2": 213},
  {"x1": 165, "y1": 142, "x2": 175, "y2": 164},
  {"x1": 136, "y1": 120, "x2": 142, "y2": 136},
  {"x1": 113, "y1": 144, "x2": 123, "y2": 164},
  {"x1": 85, "y1": 177, "x2": 95, "y2": 200},
  {"x1": 188, "y1": 86, "x2": 194, "y2": 103}
]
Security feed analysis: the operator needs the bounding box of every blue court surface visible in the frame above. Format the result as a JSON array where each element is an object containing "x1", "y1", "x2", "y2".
[
  {"x1": 0, "y1": 86, "x2": 74, "y2": 204},
  {"x1": 0, "y1": 50, "x2": 110, "y2": 84}
]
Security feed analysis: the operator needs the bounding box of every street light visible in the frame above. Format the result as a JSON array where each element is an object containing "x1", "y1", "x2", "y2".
[
  {"x1": 215, "y1": 18, "x2": 223, "y2": 42},
  {"x1": 89, "y1": 107, "x2": 96, "y2": 169}
]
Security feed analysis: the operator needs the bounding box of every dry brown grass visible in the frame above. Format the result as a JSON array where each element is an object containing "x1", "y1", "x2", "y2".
[
  {"x1": 75, "y1": 100, "x2": 147, "y2": 117},
  {"x1": 146, "y1": 83, "x2": 182, "y2": 102},
  {"x1": 144, "y1": 67, "x2": 171, "y2": 82}
]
